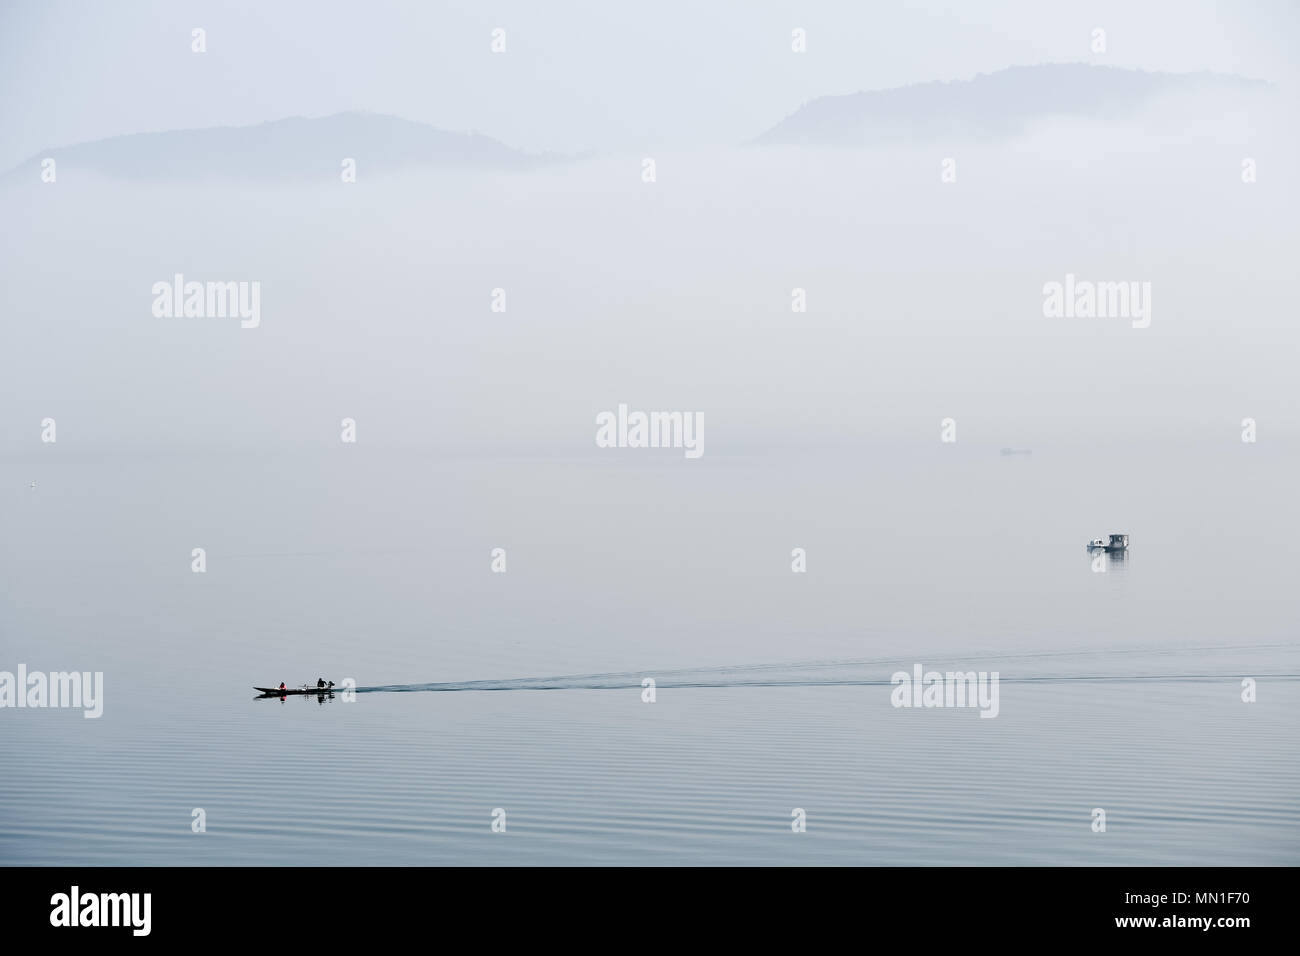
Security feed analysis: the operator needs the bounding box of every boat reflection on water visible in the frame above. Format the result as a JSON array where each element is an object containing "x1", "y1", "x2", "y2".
[
  {"x1": 1087, "y1": 547, "x2": 1128, "y2": 573},
  {"x1": 254, "y1": 690, "x2": 337, "y2": 705}
]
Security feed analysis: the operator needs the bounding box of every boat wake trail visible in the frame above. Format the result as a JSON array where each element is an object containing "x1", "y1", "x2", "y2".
[{"x1": 353, "y1": 644, "x2": 1300, "y2": 694}]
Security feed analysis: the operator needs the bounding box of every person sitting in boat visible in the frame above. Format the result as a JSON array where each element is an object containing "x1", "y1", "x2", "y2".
[
  {"x1": 317, "y1": 677, "x2": 326, "y2": 689},
  {"x1": 278, "y1": 682, "x2": 286, "y2": 692}
]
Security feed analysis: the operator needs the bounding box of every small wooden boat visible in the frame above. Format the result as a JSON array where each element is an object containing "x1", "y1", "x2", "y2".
[{"x1": 254, "y1": 683, "x2": 335, "y2": 696}]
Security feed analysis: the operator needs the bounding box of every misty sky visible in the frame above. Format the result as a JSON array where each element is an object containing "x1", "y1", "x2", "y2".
[{"x1": 2, "y1": 0, "x2": 1298, "y2": 167}]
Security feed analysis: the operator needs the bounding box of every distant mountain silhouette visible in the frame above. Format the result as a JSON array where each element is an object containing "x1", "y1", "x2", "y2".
[
  {"x1": 3, "y1": 111, "x2": 559, "y2": 182},
  {"x1": 753, "y1": 64, "x2": 1273, "y2": 146}
]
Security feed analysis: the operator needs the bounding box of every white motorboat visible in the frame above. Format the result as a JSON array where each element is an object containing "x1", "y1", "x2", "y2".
[{"x1": 1087, "y1": 533, "x2": 1129, "y2": 552}]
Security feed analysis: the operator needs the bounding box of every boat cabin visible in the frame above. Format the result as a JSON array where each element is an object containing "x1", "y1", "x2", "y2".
[{"x1": 1106, "y1": 533, "x2": 1129, "y2": 551}]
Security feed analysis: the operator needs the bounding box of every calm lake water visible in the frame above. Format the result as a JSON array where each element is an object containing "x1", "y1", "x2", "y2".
[{"x1": 2, "y1": 448, "x2": 1298, "y2": 865}]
